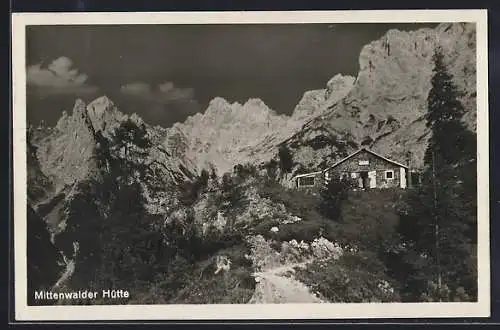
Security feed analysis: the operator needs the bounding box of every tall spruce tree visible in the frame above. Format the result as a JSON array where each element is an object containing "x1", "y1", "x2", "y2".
[
  {"x1": 396, "y1": 48, "x2": 477, "y2": 302},
  {"x1": 278, "y1": 144, "x2": 294, "y2": 179},
  {"x1": 318, "y1": 176, "x2": 349, "y2": 222},
  {"x1": 109, "y1": 119, "x2": 152, "y2": 182},
  {"x1": 95, "y1": 120, "x2": 162, "y2": 290}
]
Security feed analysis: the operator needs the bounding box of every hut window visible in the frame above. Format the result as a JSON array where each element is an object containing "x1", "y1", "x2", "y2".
[
  {"x1": 299, "y1": 176, "x2": 315, "y2": 187},
  {"x1": 358, "y1": 160, "x2": 369, "y2": 165},
  {"x1": 385, "y1": 170, "x2": 394, "y2": 179}
]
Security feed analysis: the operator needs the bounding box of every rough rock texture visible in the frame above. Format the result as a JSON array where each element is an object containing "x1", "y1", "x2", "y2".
[
  {"x1": 291, "y1": 74, "x2": 356, "y2": 123},
  {"x1": 167, "y1": 74, "x2": 356, "y2": 175},
  {"x1": 29, "y1": 96, "x2": 197, "y2": 216},
  {"x1": 86, "y1": 96, "x2": 127, "y2": 138},
  {"x1": 33, "y1": 99, "x2": 101, "y2": 193},
  {"x1": 283, "y1": 22, "x2": 477, "y2": 173},
  {"x1": 26, "y1": 95, "x2": 200, "y2": 289},
  {"x1": 168, "y1": 24, "x2": 475, "y2": 177},
  {"x1": 167, "y1": 97, "x2": 290, "y2": 174},
  {"x1": 27, "y1": 135, "x2": 55, "y2": 207}
]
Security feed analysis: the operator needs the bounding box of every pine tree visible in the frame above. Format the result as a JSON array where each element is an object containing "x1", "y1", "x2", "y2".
[
  {"x1": 220, "y1": 172, "x2": 245, "y2": 210},
  {"x1": 95, "y1": 120, "x2": 160, "y2": 289},
  {"x1": 396, "y1": 48, "x2": 477, "y2": 302},
  {"x1": 265, "y1": 159, "x2": 279, "y2": 182},
  {"x1": 109, "y1": 119, "x2": 152, "y2": 182},
  {"x1": 318, "y1": 176, "x2": 349, "y2": 222}
]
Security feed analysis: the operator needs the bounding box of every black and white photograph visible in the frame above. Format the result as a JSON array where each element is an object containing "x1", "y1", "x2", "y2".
[{"x1": 12, "y1": 10, "x2": 489, "y2": 320}]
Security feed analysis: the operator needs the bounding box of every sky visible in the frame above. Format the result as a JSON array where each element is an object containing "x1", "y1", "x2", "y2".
[{"x1": 26, "y1": 23, "x2": 438, "y2": 127}]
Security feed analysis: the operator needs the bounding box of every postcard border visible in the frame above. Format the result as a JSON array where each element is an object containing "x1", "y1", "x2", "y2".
[{"x1": 11, "y1": 9, "x2": 490, "y2": 321}]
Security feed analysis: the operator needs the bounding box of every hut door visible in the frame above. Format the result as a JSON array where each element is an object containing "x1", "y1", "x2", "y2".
[{"x1": 368, "y1": 170, "x2": 377, "y2": 188}]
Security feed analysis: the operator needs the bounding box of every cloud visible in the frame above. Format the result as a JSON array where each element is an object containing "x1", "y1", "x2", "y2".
[
  {"x1": 119, "y1": 81, "x2": 200, "y2": 126},
  {"x1": 120, "y1": 82, "x2": 151, "y2": 95},
  {"x1": 120, "y1": 81, "x2": 195, "y2": 103},
  {"x1": 27, "y1": 56, "x2": 98, "y2": 96}
]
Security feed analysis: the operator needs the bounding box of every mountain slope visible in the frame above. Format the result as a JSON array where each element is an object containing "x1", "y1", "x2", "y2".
[
  {"x1": 165, "y1": 23, "x2": 476, "y2": 177},
  {"x1": 282, "y1": 22, "x2": 477, "y2": 174},
  {"x1": 25, "y1": 22, "x2": 478, "y2": 298},
  {"x1": 26, "y1": 96, "x2": 200, "y2": 293},
  {"x1": 166, "y1": 74, "x2": 355, "y2": 175}
]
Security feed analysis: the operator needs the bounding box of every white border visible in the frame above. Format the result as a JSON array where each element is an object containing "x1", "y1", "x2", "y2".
[{"x1": 12, "y1": 10, "x2": 490, "y2": 321}]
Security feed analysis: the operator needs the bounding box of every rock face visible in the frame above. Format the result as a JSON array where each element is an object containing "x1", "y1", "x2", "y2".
[
  {"x1": 291, "y1": 74, "x2": 356, "y2": 122},
  {"x1": 34, "y1": 99, "x2": 101, "y2": 193},
  {"x1": 167, "y1": 23, "x2": 476, "y2": 177},
  {"x1": 282, "y1": 22, "x2": 476, "y2": 174},
  {"x1": 26, "y1": 96, "x2": 199, "y2": 290},
  {"x1": 167, "y1": 97, "x2": 291, "y2": 174},
  {"x1": 29, "y1": 96, "x2": 196, "y2": 211},
  {"x1": 166, "y1": 74, "x2": 356, "y2": 175}
]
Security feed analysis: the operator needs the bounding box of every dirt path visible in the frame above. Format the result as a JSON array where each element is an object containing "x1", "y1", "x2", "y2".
[
  {"x1": 52, "y1": 259, "x2": 75, "y2": 290},
  {"x1": 52, "y1": 242, "x2": 79, "y2": 291},
  {"x1": 248, "y1": 262, "x2": 325, "y2": 304}
]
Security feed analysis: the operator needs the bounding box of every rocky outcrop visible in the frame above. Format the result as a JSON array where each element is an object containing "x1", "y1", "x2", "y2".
[
  {"x1": 291, "y1": 74, "x2": 355, "y2": 123},
  {"x1": 282, "y1": 22, "x2": 477, "y2": 173},
  {"x1": 33, "y1": 99, "x2": 101, "y2": 193},
  {"x1": 86, "y1": 96, "x2": 127, "y2": 138},
  {"x1": 27, "y1": 134, "x2": 54, "y2": 206},
  {"x1": 166, "y1": 74, "x2": 356, "y2": 176},
  {"x1": 167, "y1": 97, "x2": 290, "y2": 174},
  {"x1": 28, "y1": 95, "x2": 198, "y2": 216},
  {"x1": 168, "y1": 24, "x2": 475, "y2": 177},
  {"x1": 26, "y1": 94, "x2": 202, "y2": 289}
]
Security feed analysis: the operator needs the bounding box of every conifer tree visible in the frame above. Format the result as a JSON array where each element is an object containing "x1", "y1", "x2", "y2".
[
  {"x1": 318, "y1": 176, "x2": 349, "y2": 222},
  {"x1": 278, "y1": 144, "x2": 294, "y2": 179},
  {"x1": 110, "y1": 119, "x2": 151, "y2": 181},
  {"x1": 95, "y1": 120, "x2": 160, "y2": 289},
  {"x1": 396, "y1": 48, "x2": 477, "y2": 302}
]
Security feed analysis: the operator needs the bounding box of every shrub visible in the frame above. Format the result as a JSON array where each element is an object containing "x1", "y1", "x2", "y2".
[
  {"x1": 168, "y1": 243, "x2": 256, "y2": 304},
  {"x1": 258, "y1": 181, "x2": 323, "y2": 220},
  {"x1": 318, "y1": 176, "x2": 349, "y2": 222},
  {"x1": 332, "y1": 188, "x2": 403, "y2": 255},
  {"x1": 220, "y1": 173, "x2": 247, "y2": 211},
  {"x1": 310, "y1": 237, "x2": 343, "y2": 260},
  {"x1": 295, "y1": 251, "x2": 400, "y2": 303},
  {"x1": 247, "y1": 235, "x2": 282, "y2": 271},
  {"x1": 171, "y1": 267, "x2": 255, "y2": 304}
]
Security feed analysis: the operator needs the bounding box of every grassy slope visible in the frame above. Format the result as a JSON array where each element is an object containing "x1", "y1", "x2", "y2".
[
  {"x1": 168, "y1": 180, "x2": 405, "y2": 303},
  {"x1": 293, "y1": 188, "x2": 405, "y2": 303},
  {"x1": 60, "y1": 171, "x2": 406, "y2": 305}
]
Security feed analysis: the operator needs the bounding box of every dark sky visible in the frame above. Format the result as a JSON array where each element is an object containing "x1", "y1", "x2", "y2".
[{"x1": 26, "y1": 23, "x2": 438, "y2": 127}]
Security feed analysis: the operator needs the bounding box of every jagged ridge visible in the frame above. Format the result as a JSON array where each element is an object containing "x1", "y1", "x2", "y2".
[{"x1": 282, "y1": 22, "x2": 477, "y2": 173}]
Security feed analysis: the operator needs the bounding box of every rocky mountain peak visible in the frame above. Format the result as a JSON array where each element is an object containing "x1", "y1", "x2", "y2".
[
  {"x1": 86, "y1": 95, "x2": 127, "y2": 137},
  {"x1": 206, "y1": 97, "x2": 233, "y2": 112},
  {"x1": 284, "y1": 22, "x2": 477, "y2": 173},
  {"x1": 37, "y1": 99, "x2": 101, "y2": 191},
  {"x1": 73, "y1": 98, "x2": 87, "y2": 113},
  {"x1": 291, "y1": 73, "x2": 355, "y2": 123},
  {"x1": 326, "y1": 74, "x2": 356, "y2": 100},
  {"x1": 87, "y1": 95, "x2": 115, "y2": 117},
  {"x1": 244, "y1": 97, "x2": 267, "y2": 108}
]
